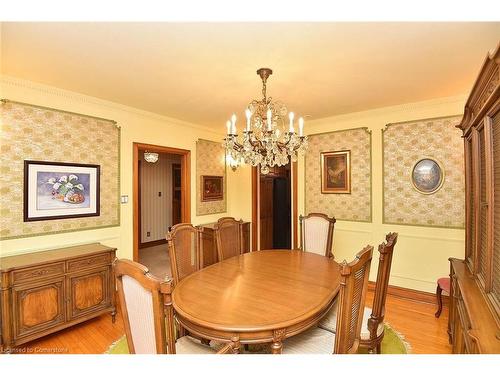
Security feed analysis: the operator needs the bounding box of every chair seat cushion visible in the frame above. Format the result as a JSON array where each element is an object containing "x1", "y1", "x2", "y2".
[
  {"x1": 175, "y1": 336, "x2": 218, "y2": 354},
  {"x1": 283, "y1": 327, "x2": 336, "y2": 354},
  {"x1": 437, "y1": 277, "x2": 450, "y2": 293},
  {"x1": 319, "y1": 301, "x2": 384, "y2": 340}
]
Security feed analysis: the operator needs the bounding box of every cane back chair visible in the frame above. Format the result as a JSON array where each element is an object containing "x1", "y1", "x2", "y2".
[
  {"x1": 282, "y1": 245, "x2": 373, "y2": 354},
  {"x1": 319, "y1": 232, "x2": 398, "y2": 353},
  {"x1": 166, "y1": 223, "x2": 204, "y2": 286},
  {"x1": 214, "y1": 217, "x2": 245, "y2": 261}
]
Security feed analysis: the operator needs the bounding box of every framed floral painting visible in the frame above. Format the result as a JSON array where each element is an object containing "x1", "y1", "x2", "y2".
[
  {"x1": 24, "y1": 160, "x2": 100, "y2": 221},
  {"x1": 321, "y1": 150, "x2": 351, "y2": 194}
]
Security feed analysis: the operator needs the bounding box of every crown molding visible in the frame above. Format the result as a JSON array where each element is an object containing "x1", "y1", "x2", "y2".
[
  {"x1": 0, "y1": 75, "x2": 223, "y2": 136},
  {"x1": 306, "y1": 94, "x2": 467, "y2": 131}
]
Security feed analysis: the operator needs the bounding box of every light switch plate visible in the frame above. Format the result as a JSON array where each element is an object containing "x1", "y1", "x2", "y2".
[{"x1": 120, "y1": 195, "x2": 128, "y2": 204}]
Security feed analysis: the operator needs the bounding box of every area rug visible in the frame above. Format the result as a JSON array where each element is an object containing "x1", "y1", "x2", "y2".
[
  {"x1": 358, "y1": 323, "x2": 411, "y2": 354},
  {"x1": 105, "y1": 323, "x2": 411, "y2": 354}
]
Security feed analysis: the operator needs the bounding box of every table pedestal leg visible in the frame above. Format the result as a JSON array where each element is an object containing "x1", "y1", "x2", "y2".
[
  {"x1": 271, "y1": 341, "x2": 283, "y2": 354},
  {"x1": 271, "y1": 328, "x2": 285, "y2": 354},
  {"x1": 231, "y1": 336, "x2": 241, "y2": 354}
]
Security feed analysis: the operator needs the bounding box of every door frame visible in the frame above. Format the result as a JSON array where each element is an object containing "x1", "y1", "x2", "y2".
[
  {"x1": 251, "y1": 162, "x2": 298, "y2": 251},
  {"x1": 133, "y1": 142, "x2": 191, "y2": 262}
]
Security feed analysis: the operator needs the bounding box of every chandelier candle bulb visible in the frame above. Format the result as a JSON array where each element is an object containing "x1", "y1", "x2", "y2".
[
  {"x1": 226, "y1": 120, "x2": 232, "y2": 135},
  {"x1": 231, "y1": 114, "x2": 237, "y2": 134},
  {"x1": 267, "y1": 109, "x2": 272, "y2": 131},
  {"x1": 288, "y1": 112, "x2": 295, "y2": 133},
  {"x1": 299, "y1": 117, "x2": 304, "y2": 136},
  {"x1": 245, "y1": 108, "x2": 251, "y2": 132}
]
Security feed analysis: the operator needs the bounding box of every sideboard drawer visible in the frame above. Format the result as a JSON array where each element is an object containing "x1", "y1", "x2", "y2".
[
  {"x1": 66, "y1": 253, "x2": 111, "y2": 272},
  {"x1": 12, "y1": 262, "x2": 65, "y2": 285}
]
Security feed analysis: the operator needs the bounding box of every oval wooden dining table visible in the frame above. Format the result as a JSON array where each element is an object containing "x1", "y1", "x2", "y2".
[{"x1": 172, "y1": 249, "x2": 340, "y2": 354}]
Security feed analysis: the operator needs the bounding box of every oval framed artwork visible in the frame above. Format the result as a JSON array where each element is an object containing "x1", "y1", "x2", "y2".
[{"x1": 410, "y1": 158, "x2": 445, "y2": 195}]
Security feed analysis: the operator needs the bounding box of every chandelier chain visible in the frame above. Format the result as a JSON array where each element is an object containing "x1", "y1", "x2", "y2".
[{"x1": 262, "y1": 78, "x2": 267, "y2": 104}]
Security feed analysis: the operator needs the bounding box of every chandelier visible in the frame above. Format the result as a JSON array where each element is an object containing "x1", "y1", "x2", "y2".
[{"x1": 222, "y1": 68, "x2": 308, "y2": 174}]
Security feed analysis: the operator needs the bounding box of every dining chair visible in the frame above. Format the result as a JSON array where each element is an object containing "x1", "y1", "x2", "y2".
[
  {"x1": 214, "y1": 217, "x2": 244, "y2": 261},
  {"x1": 114, "y1": 259, "x2": 239, "y2": 354},
  {"x1": 282, "y1": 245, "x2": 373, "y2": 354},
  {"x1": 318, "y1": 232, "x2": 398, "y2": 353},
  {"x1": 166, "y1": 223, "x2": 204, "y2": 286},
  {"x1": 299, "y1": 213, "x2": 336, "y2": 258}
]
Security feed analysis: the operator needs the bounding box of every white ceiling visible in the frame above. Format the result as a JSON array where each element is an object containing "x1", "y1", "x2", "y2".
[{"x1": 1, "y1": 22, "x2": 499, "y2": 128}]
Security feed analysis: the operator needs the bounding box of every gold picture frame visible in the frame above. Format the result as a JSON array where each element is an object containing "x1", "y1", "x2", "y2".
[
  {"x1": 201, "y1": 175, "x2": 224, "y2": 202},
  {"x1": 410, "y1": 157, "x2": 445, "y2": 195},
  {"x1": 321, "y1": 150, "x2": 351, "y2": 194}
]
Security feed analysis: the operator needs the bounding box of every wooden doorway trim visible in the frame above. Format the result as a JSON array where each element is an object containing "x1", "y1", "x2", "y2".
[
  {"x1": 133, "y1": 142, "x2": 191, "y2": 262},
  {"x1": 251, "y1": 162, "x2": 298, "y2": 251}
]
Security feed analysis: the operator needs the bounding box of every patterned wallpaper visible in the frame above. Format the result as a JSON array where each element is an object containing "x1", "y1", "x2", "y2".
[
  {"x1": 0, "y1": 100, "x2": 120, "y2": 240},
  {"x1": 305, "y1": 128, "x2": 372, "y2": 222},
  {"x1": 196, "y1": 139, "x2": 227, "y2": 215},
  {"x1": 383, "y1": 115, "x2": 464, "y2": 228}
]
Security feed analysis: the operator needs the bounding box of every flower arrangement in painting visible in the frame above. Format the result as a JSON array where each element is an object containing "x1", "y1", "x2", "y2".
[{"x1": 47, "y1": 174, "x2": 86, "y2": 204}]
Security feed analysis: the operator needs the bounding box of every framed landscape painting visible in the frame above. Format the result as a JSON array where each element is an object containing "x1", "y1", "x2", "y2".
[
  {"x1": 321, "y1": 150, "x2": 351, "y2": 194},
  {"x1": 24, "y1": 160, "x2": 100, "y2": 221},
  {"x1": 201, "y1": 175, "x2": 223, "y2": 202}
]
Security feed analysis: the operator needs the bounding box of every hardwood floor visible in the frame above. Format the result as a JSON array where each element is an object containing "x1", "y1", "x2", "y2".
[
  {"x1": 366, "y1": 290, "x2": 451, "y2": 354},
  {"x1": 14, "y1": 288, "x2": 451, "y2": 354},
  {"x1": 13, "y1": 310, "x2": 124, "y2": 354}
]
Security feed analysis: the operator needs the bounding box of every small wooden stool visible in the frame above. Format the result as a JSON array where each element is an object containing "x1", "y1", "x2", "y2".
[{"x1": 435, "y1": 277, "x2": 450, "y2": 318}]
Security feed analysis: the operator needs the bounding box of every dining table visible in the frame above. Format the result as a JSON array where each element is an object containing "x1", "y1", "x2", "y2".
[{"x1": 172, "y1": 249, "x2": 341, "y2": 354}]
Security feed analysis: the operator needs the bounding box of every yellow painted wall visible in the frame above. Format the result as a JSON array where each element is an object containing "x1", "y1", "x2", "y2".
[
  {"x1": 0, "y1": 76, "x2": 242, "y2": 259},
  {"x1": 297, "y1": 95, "x2": 467, "y2": 293},
  {"x1": 0, "y1": 75, "x2": 468, "y2": 293}
]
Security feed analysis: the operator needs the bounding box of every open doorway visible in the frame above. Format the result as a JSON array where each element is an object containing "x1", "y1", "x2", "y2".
[
  {"x1": 259, "y1": 165, "x2": 291, "y2": 249},
  {"x1": 133, "y1": 143, "x2": 190, "y2": 277},
  {"x1": 252, "y1": 163, "x2": 298, "y2": 251}
]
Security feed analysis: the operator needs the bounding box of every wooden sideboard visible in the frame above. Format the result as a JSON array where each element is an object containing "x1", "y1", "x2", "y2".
[
  {"x1": 0, "y1": 243, "x2": 116, "y2": 353},
  {"x1": 453, "y1": 45, "x2": 500, "y2": 353},
  {"x1": 449, "y1": 259, "x2": 500, "y2": 353},
  {"x1": 199, "y1": 221, "x2": 251, "y2": 267}
]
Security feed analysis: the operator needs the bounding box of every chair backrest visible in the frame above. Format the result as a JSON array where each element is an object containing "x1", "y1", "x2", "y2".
[
  {"x1": 214, "y1": 217, "x2": 244, "y2": 261},
  {"x1": 367, "y1": 232, "x2": 398, "y2": 339},
  {"x1": 334, "y1": 245, "x2": 373, "y2": 354},
  {"x1": 166, "y1": 223, "x2": 204, "y2": 285},
  {"x1": 114, "y1": 259, "x2": 175, "y2": 354},
  {"x1": 299, "y1": 213, "x2": 336, "y2": 258}
]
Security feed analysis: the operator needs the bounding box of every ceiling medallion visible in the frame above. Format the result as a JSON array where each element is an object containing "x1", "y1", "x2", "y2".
[{"x1": 222, "y1": 68, "x2": 308, "y2": 174}]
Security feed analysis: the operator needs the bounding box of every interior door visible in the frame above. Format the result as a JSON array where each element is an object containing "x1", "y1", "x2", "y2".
[
  {"x1": 259, "y1": 177, "x2": 274, "y2": 250},
  {"x1": 273, "y1": 177, "x2": 291, "y2": 248},
  {"x1": 172, "y1": 163, "x2": 182, "y2": 226}
]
